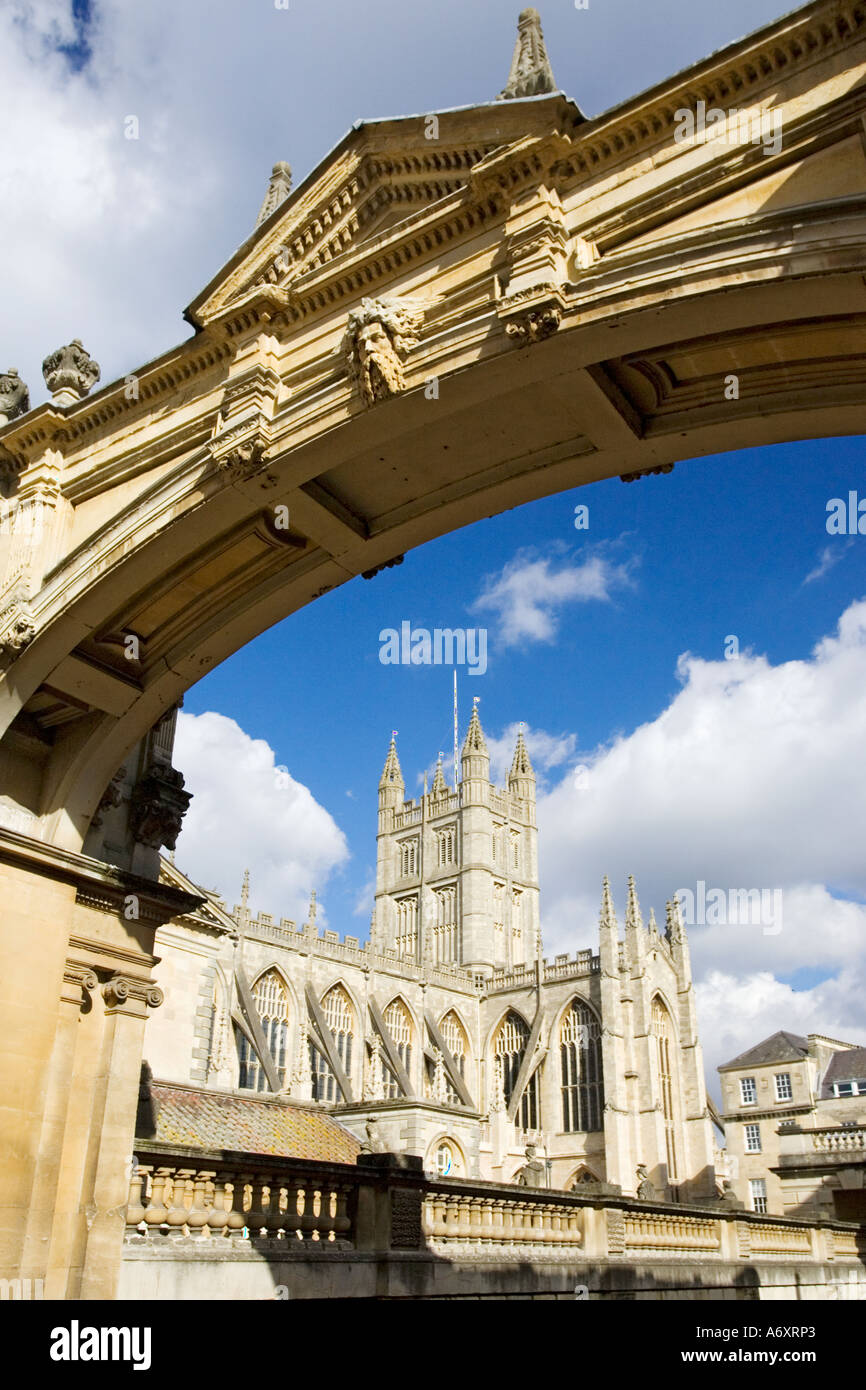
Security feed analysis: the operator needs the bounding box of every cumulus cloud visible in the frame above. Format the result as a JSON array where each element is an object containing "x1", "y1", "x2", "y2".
[
  {"x1": 173, "y1": 711, "x2": 349, "y2": 922},
  {"x1": 473, "y1": 547, "x2": 635, "y2": 647},
  {"x1": 535, "y1": 599, "x2": 866, "y2": 1079}
]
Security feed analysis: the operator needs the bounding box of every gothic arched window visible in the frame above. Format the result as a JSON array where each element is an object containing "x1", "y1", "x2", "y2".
[
  {"x1": 383, "y1": 998, "x2": 413, "y2": 1098},
  {"x1": 652, "y1": 996, "x2": 679, "y2": 1181},
  {"x1": 560, "y1": 999, "x2": 603, "y2": 1132},
  {"x1": 237, "y1": 969, "x2": 289, "y2": 1093},
  {"x1": 494, "y1": 1011, "x2": 538, "y2": 1131},
  {"x1": 426, "y1": 1010, "x2": 468, "y2": 1105},
  {"x1": 311, "y1": 984, "x2": 355, "y2": 1103}
]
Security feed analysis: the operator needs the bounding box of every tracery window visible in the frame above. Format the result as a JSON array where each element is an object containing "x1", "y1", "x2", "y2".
[
  {"x1": 237, "y1": 969, "x2": 289, "y2": 1093},
  {"x1": 383, "y1": 997, "x2": 413, "y2": 1098},
  {"x1": 510, "y1": 829, "x2": 521, "y2": 871},
  {"x1": 310, "y1": 984, "x2": 354, "y2": 1103},
  {"x1": 399, "y1": 837, "x2": 419, "y2": 878},
  {"x1": 428, "y1": 1009, "x2": 468, "y2": 1106},
  {"x1": 494, "y1": 1011, "x2": 538, "y2": 1131},
  {"x1": 560, "y1": 999, "x2": 603, "y2": 1132},
  {"x1": 652, "y1": 997, "x2": 678, "y2": 1180},
  {"x1": 437, "y1": 825, "x2": 456, "y2": 868}
]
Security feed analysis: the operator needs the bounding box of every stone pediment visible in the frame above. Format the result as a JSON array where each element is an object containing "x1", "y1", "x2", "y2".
[{"x1": 185, "y1": 93, "x2": 582, "y2": 329}]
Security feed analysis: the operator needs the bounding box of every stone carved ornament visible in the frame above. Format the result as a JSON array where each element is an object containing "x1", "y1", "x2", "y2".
[
  {"x1": 0, "y1": 370, "x2": 30, "y2": 424},
  {"x1": 129, "y1": 764, "x2": 192, "y2": 851},
  {"x1": 345, "y1": 297, "x2": 426, "y2": 407},
  {"x1": 42, "y1": 339, "x2": 100, "y2": 402}
]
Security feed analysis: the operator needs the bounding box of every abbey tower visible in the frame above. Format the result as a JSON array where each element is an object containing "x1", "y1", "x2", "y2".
[{"x1": 375, "y1": 708, "x2": 540, "y2": 974}]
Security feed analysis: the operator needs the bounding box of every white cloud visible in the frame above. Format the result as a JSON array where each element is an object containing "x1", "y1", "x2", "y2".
[
  {"x1": 696, "y1": 963, "x2": 866, "y2": 1102},
  {"x1": 535, "y1": 599, "x2": 866, "y2": 1080},
  {"x1": 802, "y1": 541, "x2": 851, "y2": 585},
  {"x1": 473, "y1": 547, "x2": 635, "y2": 646},
  {"x1": 173, "y1": 711, "x2": 349, "y2": 922}
]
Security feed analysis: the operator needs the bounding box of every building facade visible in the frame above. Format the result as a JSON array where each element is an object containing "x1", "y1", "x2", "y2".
[
  {"x1": 145, "y1": 709, "x2": 718, "y2": 1198},
  {"x1": 719, "y1": 1031, "x2": 866, "y2": 1220}
]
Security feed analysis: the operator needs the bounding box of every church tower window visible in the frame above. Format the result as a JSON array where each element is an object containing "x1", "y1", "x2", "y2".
[
  {"x1": 436, "y1": 824, "x2": 456, "y2": 867},
  {"x1": 399, "y1": 837, "x2": 419, "y2": 878},
  {"x1": 395, "y1": 895, "x2": 418, "y2": 957},
  {"x1": 560, "y1": 999, "x2": 603, "y2": 1132},
  {"x1": 310, "y1": 984, "x2": 355, "y2": 1103},
  {"x1": 237, "y1": 969, "x2": 289, "y2": 1093},
  {"x1": 433, "y1": 884, "x2": 457, "y2": 963},
  {"x1": 652, "y1": 997, "x2": 679, "y2": 1181}
]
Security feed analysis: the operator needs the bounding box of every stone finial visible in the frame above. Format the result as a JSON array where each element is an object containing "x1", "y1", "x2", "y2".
[
  {"x1": 625, "y1": 874, "x2": 643, "y2": 932},
  {"x1": 379, "y1": 733, "x2": 404, "y2": 790},
  {"x1": 256, "y1": 161, "x2": 293, "y2": 227},
  {"x1": 599, "y1": 875, "x2": 617, "y2": 931},
  {"x1": 431, "y1": 753, "x2": 447, "y2": 796},
  {"x1": 461, "y1": 701, "x2": 488, "y2": 758},
  {"x1": 509, "y1": 727, "x2": 535, "y2": 782},
  {"x1": 498, "y1": 8, "x2": 557, "y2": 101},
  {"x1": 42, "y1": 339, "x2": 100, "y2": 405},
  {"x1": 0, "y1": 369, "x2": 30, "y2": 426}
]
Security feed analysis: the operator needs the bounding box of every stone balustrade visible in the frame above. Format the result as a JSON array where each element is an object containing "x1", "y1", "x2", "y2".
[
  {"x1": 127, "y1": 1154, "x2": 354, "y2": 1246},
  {"x1": 423, "y1": 1186, "x2": 583, "y2": 1257},
  {"x1": 813, "y1": 1126, "x2": 866, "y2": 1153}
]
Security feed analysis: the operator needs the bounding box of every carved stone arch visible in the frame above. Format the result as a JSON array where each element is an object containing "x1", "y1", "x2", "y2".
[
  {"x1": 437, "y1": 1005, "x2": 472, "y2": 1063},
  {"x1": 381, "y1": 990, "x2": 420, "y2": 1046},
  {"x1": 249, "y1": 960, "x2": 298, "y2": 1015},
  {"x1": 566, "y1": 1163, "x2": 601, "y2": 1190},
  {"x1": 548, "y1": 992, "x2": 601, "y2": 1053},
  {"x1": 485, "y1": 1003, "x2": 532, "y2": 1059},
  {"x1": 317, "y1": 976, "x2": 362, "y2": 1031}
]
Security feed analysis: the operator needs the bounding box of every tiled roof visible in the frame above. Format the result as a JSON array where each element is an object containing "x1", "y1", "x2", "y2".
[
  {"x1": 138, "y1": 1081, "x2": 361, "y2": 1164},
  {"x1": 821, "y1": 1047, "x2": 866, "y2": 1097},
  {"x1": 718, "y1": 1030, "x2": 809, "y2": 1072}
]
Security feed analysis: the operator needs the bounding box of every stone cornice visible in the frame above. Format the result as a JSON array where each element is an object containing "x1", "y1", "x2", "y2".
[
  {"x1": 0, "y1": 826, "x2": 203, "y2": 921},
  {"x1": 553, "y1": 0, "x2": 866, "y2": 187}
]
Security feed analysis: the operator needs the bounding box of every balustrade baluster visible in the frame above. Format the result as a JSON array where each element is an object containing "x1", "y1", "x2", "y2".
[
  {"x1": 143, "y1": 1167, "x2": 171, "y2": 1232},
  {"x1": 165, "y1": 1170, "x2": 193, "y2": 1234},
  {"x1": 126, "y1": 1164, "x2": 148, "y2": 1229}
]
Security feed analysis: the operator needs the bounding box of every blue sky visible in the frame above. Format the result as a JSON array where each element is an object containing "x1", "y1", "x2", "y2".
[{"x1": 3, "y1": 0, "x2": 865, "y2": 1080}]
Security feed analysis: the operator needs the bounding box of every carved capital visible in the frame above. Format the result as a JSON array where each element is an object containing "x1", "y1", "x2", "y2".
[
  {"x1": 62, "y1": 961, "x2": 98, "y2": 1010},
  {"x1": 129, "y1": 763, "x2": 192, "y2": 851},
  {"x1": 42, "y1": 339, "x2": 100, "y2": 405},
  {"x1": 102, "y1": 973, "x2": 164, "y2": 1012},
  {"x1": 0, "y1": 369, "x2": 30, "y2": 426}
]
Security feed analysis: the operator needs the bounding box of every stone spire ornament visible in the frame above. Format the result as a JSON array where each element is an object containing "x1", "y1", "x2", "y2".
[
  {"x1": 42, "y1": 339, "x2": 100, "y2": 405},
  {"x1": 0, "y1": 369, "x2": 30, "y2": 425},
  {"x1": 461, "y1": 699, "x2": 488, "y2": 756},
  {"x1": 256, "y1": 161, "x2": 292, "y2": 226},
  {"x1": 431, "y1": 753, "x2": 447, "y2": 796},
  {"x1": 625, "y1": 874, "x2": 643, "y2": 933},
  {"x1": 498, "y1": 8, "x2": 557, "y2": 100},
  {"x1": 599, "y1": 875, "x2": 617, "y2": 932},
  {"x1": 379, "y1": 732, "x2": 404, "y2": 790}
]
